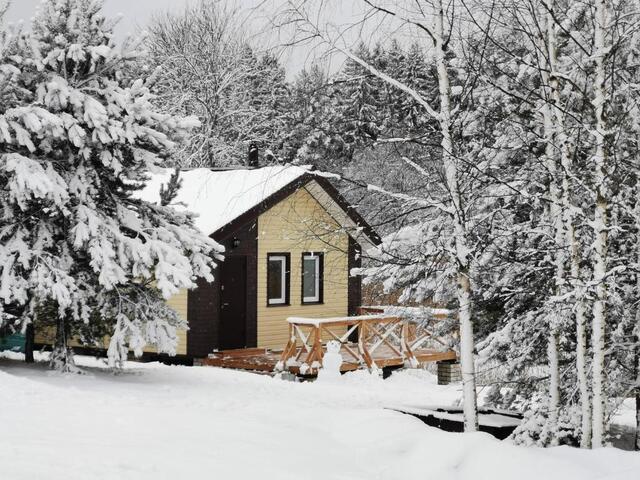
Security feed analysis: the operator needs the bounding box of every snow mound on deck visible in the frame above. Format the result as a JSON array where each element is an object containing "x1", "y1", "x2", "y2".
[{"x1": 137, "y1": 165, "x2": 310, "y2": 234}]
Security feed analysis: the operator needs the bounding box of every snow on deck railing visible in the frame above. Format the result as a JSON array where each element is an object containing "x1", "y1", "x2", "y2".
[
  {"x1": 286, "y1": 314, "x2": 393, "y2": 326},
  {"x1": 362, "y1": 305, "x2": 453, "y2": 317}
]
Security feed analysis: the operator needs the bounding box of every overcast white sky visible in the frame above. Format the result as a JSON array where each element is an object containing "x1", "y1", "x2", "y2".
[{"x1": 4, "y1": 0, "x2": 386, "y2": 77}]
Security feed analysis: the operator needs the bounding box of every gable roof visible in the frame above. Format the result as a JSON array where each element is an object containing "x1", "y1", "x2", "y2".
[
  {"x1": 138, "y1": 165, "x2": 307, "y2": 234},
  {"x1": 138, "y1": 165, "x2": 380, "y2": 247}
]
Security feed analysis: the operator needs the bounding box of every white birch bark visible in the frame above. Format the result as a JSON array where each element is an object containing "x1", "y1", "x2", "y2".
[
  {"x1": 433, "y1": 0, "x2": 478, "y2": 432},
  {"x1": 636, "y1": 347, "x2": 640, "y2": 451},
  {"x1": 540, "y1": 6, "x2": 562, "y2": 443},
  {"x1": 635, "y1": 376, "x2": 640, "y2": 451},
  {"x1": 573, "y1": 224, "x2": 592, "y2": 447},
  {"x1": 633, "y1": 182, "x2": 640, "y2": 452},
  {"x1": 545, "y1": 1, "x2": 591, "y2": 446},
  {"x1": 543, "y1": 101, "x2": 561, "y2": 442},
  {"x1": 591, "y1": 0, "x2": 609, "y2": 448}
]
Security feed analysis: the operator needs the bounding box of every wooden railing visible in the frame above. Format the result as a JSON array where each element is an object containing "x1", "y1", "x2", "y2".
[{"x1": 275, "y1": 307, "x2": 455, "y2": 374}]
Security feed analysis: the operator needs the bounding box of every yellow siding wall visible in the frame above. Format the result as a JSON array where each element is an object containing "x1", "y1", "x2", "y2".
[
  {"x1": 171, "y1": 289, "x2": 188, "y2": 356},
  {"x1": 35, "y1": 289, "x2": 188, "y2": 356},
  {"x1": 34, "y1": 325, "x2": 55, "y2": 346},
  {"x1": 257, "y1": 186, "x2": 350, "y2": 349}
]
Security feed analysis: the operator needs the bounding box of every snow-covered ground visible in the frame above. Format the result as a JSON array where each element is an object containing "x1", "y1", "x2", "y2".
[{"x1": 0, "y1": 353, "x2": 638, "y2": 480}]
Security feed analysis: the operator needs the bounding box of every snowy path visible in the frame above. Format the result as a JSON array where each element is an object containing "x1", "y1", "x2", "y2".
[{"x1": 0, "y1": 354, "x2": 638, "y2": 480}]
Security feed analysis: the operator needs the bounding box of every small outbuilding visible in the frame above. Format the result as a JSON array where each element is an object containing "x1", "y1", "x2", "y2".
[{"x1": 139, "y1": 165, "x2": 380, "y2": 360}]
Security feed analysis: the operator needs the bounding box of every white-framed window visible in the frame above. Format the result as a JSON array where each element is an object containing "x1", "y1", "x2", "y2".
[
  {"x1": 267, "y1": 253, "x2": 289, "y2": 306},
  {"x1": 302, "y1": 252, "x2": 323, "y2": 304}
]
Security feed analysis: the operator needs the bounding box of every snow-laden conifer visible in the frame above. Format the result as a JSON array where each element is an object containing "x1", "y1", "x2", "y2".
[{"x1": 0, "y1": 0, "x2": 222, "y2": 371}]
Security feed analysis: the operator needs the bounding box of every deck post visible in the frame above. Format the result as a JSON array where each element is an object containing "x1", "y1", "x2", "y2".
[
  {"x1": 401, "y1": 322, "x2": 418, "y2": 368},
  {"x1": 276, "y1": 323, "x2": 296, "y2": 371},
  {"x1": 358, "y1": 320, "x2": 375, "y2": 369},
  {"x1": 313, "y1": 327, "x2": 322, "y2": 367}
]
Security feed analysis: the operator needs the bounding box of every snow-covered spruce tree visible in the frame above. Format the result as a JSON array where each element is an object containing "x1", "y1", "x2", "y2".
[
  {"x1": 289, "y1": 44, "x2": 388, "y2": 169},
  {"x1": 285, "y1": 67, "x2": 340, "y2": 168},
  {"x1": 382, "y1": 41, "x2": 438, "y2": 138},
  {"x1": 0, "y1": 1, "x2": 27, "y2": 328},
  {"x1": 291, "y1": 41, "x2": 439, "y2": 171},
  {"x1": 0, "y1": 0, "x2": 221, "y2": 371}
]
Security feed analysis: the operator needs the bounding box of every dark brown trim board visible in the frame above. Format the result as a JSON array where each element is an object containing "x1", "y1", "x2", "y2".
[
  {"x1": 348, "y1": 236, "x2": 362, "y2": 317},
  {"x1": 213, "y1": 173, "x2": 381, "y2": 247}
]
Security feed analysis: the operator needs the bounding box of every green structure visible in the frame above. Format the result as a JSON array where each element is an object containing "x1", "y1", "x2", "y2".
[{"x1": 0, "y1": 333, "x2": 26, "y2": 353}]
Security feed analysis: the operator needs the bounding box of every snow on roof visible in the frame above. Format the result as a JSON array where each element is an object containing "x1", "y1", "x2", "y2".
[{"x1": 137, "y1": 165, "x2": 310, "y2": 234}]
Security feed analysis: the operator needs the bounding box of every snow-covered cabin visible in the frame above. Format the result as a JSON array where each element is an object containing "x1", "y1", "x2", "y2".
[{"x1": 139, "y1": 165, "x2": 380, "y2": 359}]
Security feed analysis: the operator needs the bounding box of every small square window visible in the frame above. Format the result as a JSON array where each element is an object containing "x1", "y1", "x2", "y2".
[
  {"x1": 302, "y1": 252, "x2": 323, "y2": 304},
  {"x1": 267, "y1": 254, "x2": 289, "y2": 306}
]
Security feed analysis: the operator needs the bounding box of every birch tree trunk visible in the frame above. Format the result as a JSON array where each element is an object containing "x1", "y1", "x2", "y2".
[
  {"x1": 540, "y1": 6, "x2": 562, "y2": 443},
  {"x1": 635, "y1": 307, "x2": 640, "y2": 451},
  {"x1": 591, "y1": 0, "x2": 609, "y2": 448},
  {"x1": 634, "y1": 183, "x2": 640, "y2": 451},
  {"x1": 434, "y1": 0, "x2": 478, "y2": 432},
  {"x1": 573, "y1": 225, "x2": 592, "y2": 447},
  {"x1": 545, "y1": 1, "x2": 591, "y2": 446},
  {"x1": 542, "y1": 99, "x2": 561, "y2": 442},
  {"x1": 635, "y1": 345, "x2": 639, "y2": 450}
]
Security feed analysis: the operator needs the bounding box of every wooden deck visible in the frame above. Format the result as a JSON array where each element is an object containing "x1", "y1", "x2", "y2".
[
  {"x1": 201, "y1": 345, "x2": 456, "y2": 374},
  {"x1": 201, "y1": 308, "x2": 457, "y2": 376}
]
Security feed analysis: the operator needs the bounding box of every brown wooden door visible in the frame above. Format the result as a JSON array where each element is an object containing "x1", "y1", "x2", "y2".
[{"x1": 219, "y1": 256, "x2": 247, "y2": 349}]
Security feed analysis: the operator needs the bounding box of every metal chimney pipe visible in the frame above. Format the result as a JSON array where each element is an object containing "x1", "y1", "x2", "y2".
[{"x1": 248, "y1": 143, "x2": 259, "y2": 168}]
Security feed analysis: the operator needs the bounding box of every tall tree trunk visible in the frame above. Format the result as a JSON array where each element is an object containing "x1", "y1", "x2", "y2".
[
  {"x1": 572, "y1": 226, "x2": 592, "y2": 447},
  {"x1": 24, "y1": 322, "x2": 34, "y2": 364},
  {"x1": 545, "y1": 2, "x2": 591, "y2": 446},
  {"x1": 591, "y1": 0, "x2": 609, "y2": 448},
  {"x1": 434, "y1": 0, "x2": 478, "y2": 432},
  {"x1": 634, "y1": 184, "x2": 640, "y2": 451},
  {"x1": 457, "y1": 266, "x2": 478, "y2": 432},
  {"x1": 635, "y1": 335, "x2": 640, "y2": 451},
  {"x1": 50, "y1": 313, "x2": 76, "y2": 372},
  {"x1": 540, "y1": 8, "x2": 562, "y2": 441}
]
